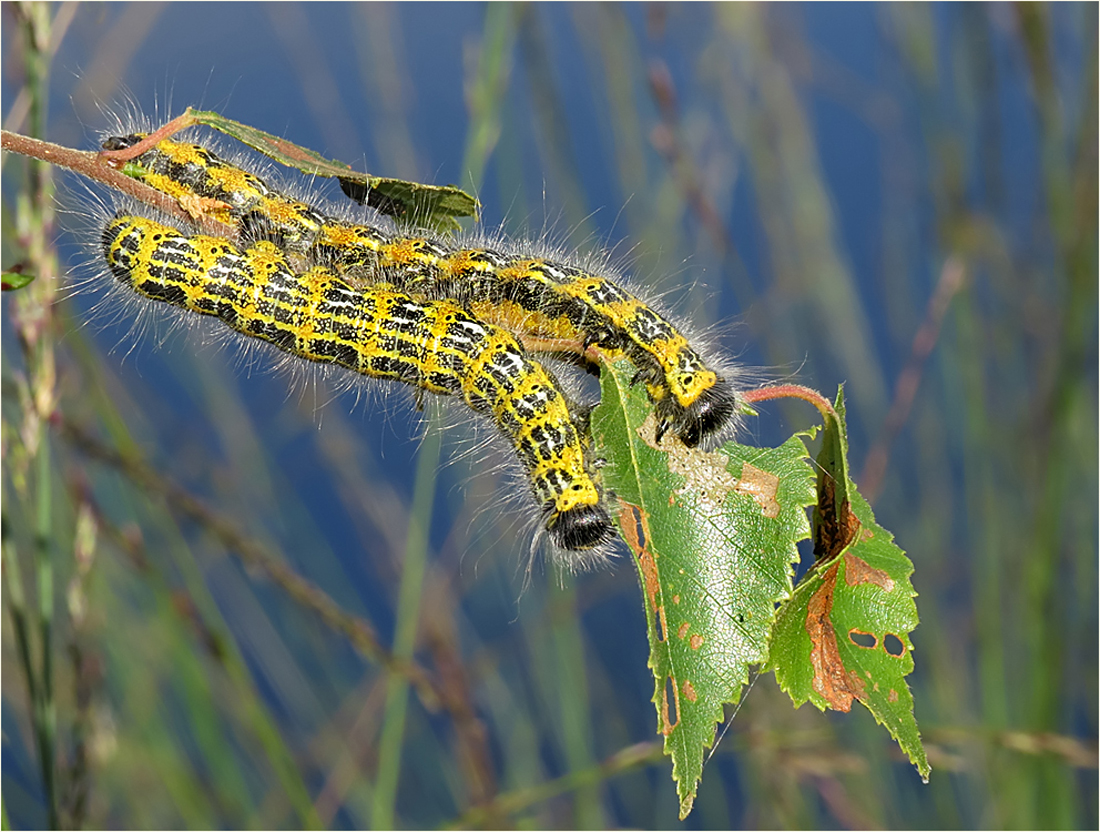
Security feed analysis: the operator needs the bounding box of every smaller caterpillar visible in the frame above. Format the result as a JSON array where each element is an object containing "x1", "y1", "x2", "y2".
[
  {"x1": 103, "y1": 134, "x2": 742, "y2": 447},
  {"x1": 102, "y1": 133, "x2": 327, "y2": 242},
  {"x1": 101, "y1": 213, "x2": 614, "y2": 554}
]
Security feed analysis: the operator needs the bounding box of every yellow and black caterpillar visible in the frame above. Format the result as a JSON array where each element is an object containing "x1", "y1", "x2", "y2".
[
  {"x1": 103, "y1": 134, "x2": 741, "y2": 447},
  {"x1": 101, "y1": 213, "x2": 613, "y2": 553}
]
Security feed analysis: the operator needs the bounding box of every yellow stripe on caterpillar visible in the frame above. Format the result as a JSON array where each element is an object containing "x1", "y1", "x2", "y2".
[
  {"x1": 103, "y1": 133, "x2": 740, "y2": 446},
  {"x1": 101, "y1": 213, "x2": 613, "y2": 552}
]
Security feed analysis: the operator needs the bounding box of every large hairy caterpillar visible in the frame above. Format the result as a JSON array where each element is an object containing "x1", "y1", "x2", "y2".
[
  {"x1": 100, "y1": 213, "x2": 613, "y2": 554},
  {"x1": 103, "y1": 134, "x2": 741, "y2": 447}
]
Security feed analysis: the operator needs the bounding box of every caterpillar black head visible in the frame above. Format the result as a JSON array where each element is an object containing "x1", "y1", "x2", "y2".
[
  {"x1": 101, "y1": 134, "x2": 142, "y2": 152},
  {"x1": 546, "y1": 502, "x2": 615, "y2": 552},
  {"x1": 655, "y1": 377, "x2": 740, "y2": 447}
]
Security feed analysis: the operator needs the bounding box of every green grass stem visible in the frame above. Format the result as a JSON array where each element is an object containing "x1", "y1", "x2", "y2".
[{"x1": 371, "y1": 421, "x2": 441, "y2": 828}]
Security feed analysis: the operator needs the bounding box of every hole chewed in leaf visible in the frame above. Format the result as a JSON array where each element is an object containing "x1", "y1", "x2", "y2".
[
  {"x1": 849, "y1": 629, "x2": 878, "y2": 649},
  {"x1": 662, "y1": 675, "x2": 680, "y2": 736},
  {"x1": 884, "y1": 634, "x2": 906, "y2": 657},
  {"x1": 621, "y1": 500, "x2": 660, "y2": 613},
  {"x1": 806, "y1": 563, "x2": 866, "y2": 711},
  {"x1": 759, "y1": 386, "x2": 930, "y2": 785},
  {"x1": 619, "y1": 500, "x2": 670, "y2": 644},
  {"x1": 656, "y1": 607, "x2": 669, "y2": 643}
]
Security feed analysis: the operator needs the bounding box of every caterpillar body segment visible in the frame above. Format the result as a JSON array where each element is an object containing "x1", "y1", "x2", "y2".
[
  {"x1": 101, "y1": 214, "x2": 613, "y2": 552},
  {"x1": 103, "y1": 134, "x2": 741, "y2": 446},
  {"x1": 397, "y1": 253, "x2": 740, "y2": 447},
  {"x1": 328, "y1": 238, "x2": 740, "y2": 446},
  {"x1": 102, "y1": 134, "x2": 328, "y2": 248}
]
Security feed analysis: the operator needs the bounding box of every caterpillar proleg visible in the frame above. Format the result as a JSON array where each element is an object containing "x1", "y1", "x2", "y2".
[
  {"x1": 100, "y1": 213, "x2": 614, "y2": 553},
  {"x1": 103, "y1": 134, "x2": 742, "y2": 447}
]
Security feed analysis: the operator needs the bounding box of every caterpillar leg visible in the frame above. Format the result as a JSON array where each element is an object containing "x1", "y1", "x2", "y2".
[{"x1": 101, "y1": 214, "x2": 613, "y2": 553}]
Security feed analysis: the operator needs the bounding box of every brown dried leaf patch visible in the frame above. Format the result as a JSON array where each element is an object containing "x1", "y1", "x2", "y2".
[{"x1": 806, "y1": 563, "x2": 865, "y2": 711}]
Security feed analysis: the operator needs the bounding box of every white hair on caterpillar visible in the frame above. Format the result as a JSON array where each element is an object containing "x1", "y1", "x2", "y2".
[
  {"x1": 63, "y1": 181, "x2": 614, "y2": 571},
  {"x1": 59, "y1": 104, "x2": 767, "y2": 578}
]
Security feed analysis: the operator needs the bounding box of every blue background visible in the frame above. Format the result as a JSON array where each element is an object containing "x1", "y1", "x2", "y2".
[{"x1": 3, "y1": 3, "x2": 1096, "y2": 829}]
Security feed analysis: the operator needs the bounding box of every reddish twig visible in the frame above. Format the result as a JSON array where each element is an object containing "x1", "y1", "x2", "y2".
[
  {"x1": 859, "y1": 257, "x2": 966, "y2": 501},
  {"x1": 96, "y1": 109, "x2": 199, "y2": 161},
  {"x1": 742, "y1": 383, "x2": 838, "y2": 423},
  {"x1": 646, "y1": 59, "x2": 749, "y2": 272}
]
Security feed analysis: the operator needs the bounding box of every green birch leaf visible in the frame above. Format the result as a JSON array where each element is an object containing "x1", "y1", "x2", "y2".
[
  {"x1": 591, "y1": 357, "x2": 816, "y2": 819},
  {"x1": 187, "y1": 108, "x2": 479, "y2": 232},
  {"x1": 769, "y1": 389, "x2": 930, "y2": 781}
]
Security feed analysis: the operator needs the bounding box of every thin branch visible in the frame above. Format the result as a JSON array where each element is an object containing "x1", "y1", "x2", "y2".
[
  {"x1": 742, "y1": 383, "x2": 838, "y2": 422},
  {"x1": 1, "y1": 128, "x2": 237, "y2": 239}
]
